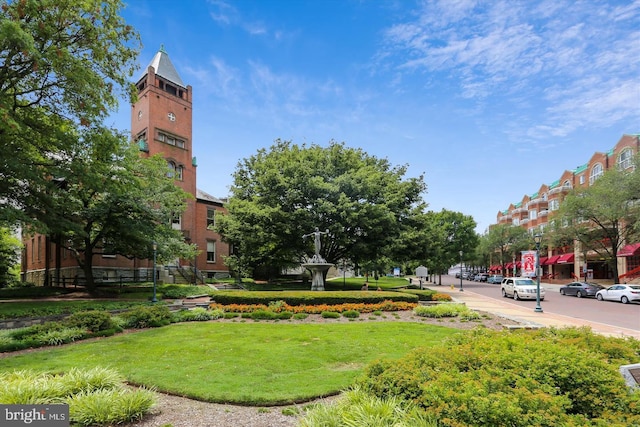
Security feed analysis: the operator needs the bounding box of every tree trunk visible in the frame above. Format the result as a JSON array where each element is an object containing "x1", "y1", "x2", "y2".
[{"x1": 81, "y1": 243, "x2": 96, "y2": 292}]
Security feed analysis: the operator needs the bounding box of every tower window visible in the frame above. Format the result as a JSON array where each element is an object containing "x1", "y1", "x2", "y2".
[
  {"x1": 168, "y1": 112, "x2": 176, "y2": 121},
  {"x1": 157, "y1": 132, "x2": 185, "y2": 148},
  {"x1": 167, "y1": 161, "x2": 183, "y2": 180}
]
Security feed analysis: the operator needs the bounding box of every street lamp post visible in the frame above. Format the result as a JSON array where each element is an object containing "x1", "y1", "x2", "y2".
[
  {"x1": 533, "y1": 234, "x2": 543, "y2": 313},
  {"x1": 342, "y1": 259, "x2": 346, "y2": 291},
  {"x1": 459, "y1": 250, "x2": 464, "y2": 292},
  {"x1": 152, "y1": 241, "x2": 158, "y2": 303}
]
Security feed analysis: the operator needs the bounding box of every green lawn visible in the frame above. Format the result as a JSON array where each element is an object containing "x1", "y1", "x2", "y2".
[{"x1": 0, "y1": 321, "x2": 456, "y2": 405}]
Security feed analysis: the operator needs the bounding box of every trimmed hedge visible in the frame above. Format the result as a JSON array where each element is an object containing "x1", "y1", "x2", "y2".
[
  {"x1": 209, "y1": 290, "x2": 418, "y2": 306},
  {"x1": 396, "y1": 289, "x2": 452, "y2": 301}
]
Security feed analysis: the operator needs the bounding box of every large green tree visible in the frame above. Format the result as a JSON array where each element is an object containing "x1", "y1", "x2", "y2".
[
  {"x1": 397, "y1": 210, "x2": 477, "y2": 283},
  {"x1": 483, "y1": 223, "x2": 530, "y2": 274},
  {"x1": 0, "y1": 0, "x2": 140, "y2": 228},
  {"x1": 215, "y1": 140, "x2": 427, "y2": 279},
  {"x1": 32, "y1": 127, "x2": 197, "y2": 290},
  {"x1": 0, "y1": 226, "x2": 21, "y2": 286},
  {"x1": 558, "y1": 158, "x2": 640, "y2": 282}
]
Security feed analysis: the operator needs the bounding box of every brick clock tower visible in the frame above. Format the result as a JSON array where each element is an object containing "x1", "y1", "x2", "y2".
[
  {"x1": 20, "y1": 46, "x2": 228, "y2": 285},
  {"x1": 130, "y1": 46, "x2": 228, "y2": 280}
]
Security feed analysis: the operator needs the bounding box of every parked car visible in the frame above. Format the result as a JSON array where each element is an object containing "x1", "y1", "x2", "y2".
[
  {"x1": 559, "y1": 281, "x2": 605, "y2": 298},
  {"x1": 474, "y1": 273, "x2": 489, "y2": 282},
  {"x1": 501, "y1": 277, "x2": 545, "y2": 301},
  {"x1": 487, "y1": 275, "x2": 503, "y2": 284},
  {"x1": 595, "y1": 284, "x2": 640, "y2": 304}
]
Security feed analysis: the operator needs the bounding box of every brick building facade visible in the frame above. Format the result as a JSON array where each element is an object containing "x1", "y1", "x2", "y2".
[
  {"x1": 21, "y1": 47, "x2": 230, "y2": 285},
  {"x1": 490, "y1": 134, "x2": 640, "y2": 281}
]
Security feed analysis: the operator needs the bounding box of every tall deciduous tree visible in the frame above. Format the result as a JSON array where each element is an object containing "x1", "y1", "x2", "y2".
[
  {"x1": 558, "y1": 158, "x2": 640, "y2": 282},
  {"x1": 398, "y1": 210, "x2": 477, "y2": 283},
  {"x1": 34, "y1": 127, "x2": 197, "y2": 290},
  {"x1": 215, "y1": 140, "x2": 427, "y2": 279},
  {"x1": 0, "y1": 226, "x2": 21, "y2": 286},
  {"x1": 0, "y1": 0, "x2": 140, "y2": 228},
  {"x1": 483, "y1": 223, "x2": 530, "y2": 274}
]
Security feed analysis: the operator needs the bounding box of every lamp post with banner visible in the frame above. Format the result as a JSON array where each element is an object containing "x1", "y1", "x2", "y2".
[{"x1": 533, "y1": 234, "x2": 543, "y2": 313}]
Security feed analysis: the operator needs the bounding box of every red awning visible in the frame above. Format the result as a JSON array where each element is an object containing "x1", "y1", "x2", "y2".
[
  {"x1": 556, "y1": 253, "x2": 575, "y2": 264},
  {"x1": 505, "y1": 262, "x2": 513, "y2": 269},
  {"x1": 539, "y1": 257, "x2": 548, "y2": 265},
  {"x1": 618, "y1": 243, "x2": 640, "y2": 257},
  {"x1": 543, "y1": 255, "x2": 560, "y2": 265},
  {"x1": 515, "y1": 261, "x2": 522, "y2": 268}
]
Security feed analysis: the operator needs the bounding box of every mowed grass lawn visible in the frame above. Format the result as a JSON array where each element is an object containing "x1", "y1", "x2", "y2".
[{"x1": 0, "y1": 321, "x2": 457, "y2": 405}]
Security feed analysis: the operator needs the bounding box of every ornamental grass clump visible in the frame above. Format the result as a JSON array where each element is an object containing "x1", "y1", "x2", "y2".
[
  {"x1": 299, "y1": 386, "x2": 438, "y2": 427},
  {"x1": 413, "y1": 303, "x2": 471, "y2": 318},
  {"x1": 0, "y1": 367, "x2": 156, "y2": 426},
  {"x1": 174, "y1": 307, "x2": 214, "y2": 322}
]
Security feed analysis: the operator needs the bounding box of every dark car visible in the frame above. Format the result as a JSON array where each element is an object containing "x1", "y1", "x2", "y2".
[{"x1": 559, "y1": 281, "x2": 605, "y2": 298}]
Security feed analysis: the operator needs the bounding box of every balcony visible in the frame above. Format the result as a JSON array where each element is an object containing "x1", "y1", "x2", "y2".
[
  {"x1": 549, "y1": 186, "x2": 570, "y2": 195},
  {"x1": 512, "y1": 207, "x2": 526, "y2": 214},
  {"x1": 521, "y1": 218, "x2": 529, "y2": 225},
  {"x1": 539, "y1": 210, "x2": 549, "y2": 217}
]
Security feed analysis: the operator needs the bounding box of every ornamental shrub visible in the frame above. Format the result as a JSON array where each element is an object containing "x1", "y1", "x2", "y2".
[
  {"x1": 64, "y1": 310, "x2": 116, "y2": 333},
  {"x1": 358, "y1": 327, "x2": 640, "y2": 426},
  {"x1": 342, "y1": 310, "x2": 360, "y2": 319},
  {"x1": 321, "y1": 311, "x2": 340, "y2": 319},
  {"x1": 250, "y1": 310, "x2": 278, "y2": 320},
  {"x1": 118, "y1": 305, "x2": 172, "y2": 329}
]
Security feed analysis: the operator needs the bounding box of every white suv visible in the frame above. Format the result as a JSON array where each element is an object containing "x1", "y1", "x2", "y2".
[{"x1": 501, "y1": 277, "x2": 545, "y2": 301}]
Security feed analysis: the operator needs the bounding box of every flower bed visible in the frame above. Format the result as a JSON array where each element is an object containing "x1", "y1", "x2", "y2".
[{"x1": 209, "y1": 300, "x2": 417, "y2": 315}]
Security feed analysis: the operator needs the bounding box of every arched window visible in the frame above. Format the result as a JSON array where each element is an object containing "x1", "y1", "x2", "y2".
[
  {"x1": 562, "y1": 180, "x2": 572, "y2": 189},
  {"x1": 167, "y1": 161, "x2": 176, "y2": 178},
  {"x1": 618, "y1": 148, "x2": 633, "y2": 170},
  {"x1": 589, "y1": 163, "x2": 603, "y2": 185}
]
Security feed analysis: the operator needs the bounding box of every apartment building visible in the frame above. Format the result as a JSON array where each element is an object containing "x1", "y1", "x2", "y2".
[
  {"x1": 21, "y1": 47, "x2": 230, "y2": 285},
  {"x1": 490, "y1": 134, "x2": 640, "y2": 281}
]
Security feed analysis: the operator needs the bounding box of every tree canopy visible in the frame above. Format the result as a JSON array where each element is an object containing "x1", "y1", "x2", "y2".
[
  {"x1": 481, "y1": 223, "x2": 530, "y2": 273},
  {"x1": 215, "y1": 140, "x2": 427, "y2": 278},
  {"x1": 38, "y1": 127, "x2": 197, "y2": 290},
  {"x1": 0, "y1": 0, "x2": 140, "y2": 228}
]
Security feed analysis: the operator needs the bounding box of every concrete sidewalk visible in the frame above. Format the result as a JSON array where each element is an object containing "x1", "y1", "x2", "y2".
[{"x1": 429, "y1": 281, "x2": 640, "y2": 339}]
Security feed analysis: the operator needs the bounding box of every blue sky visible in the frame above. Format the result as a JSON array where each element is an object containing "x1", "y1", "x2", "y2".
[{"x1": 109, "y1": 0, "x2": 640, "y2": 233}]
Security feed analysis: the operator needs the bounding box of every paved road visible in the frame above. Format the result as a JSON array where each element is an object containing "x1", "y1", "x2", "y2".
[{"x1": 425, "y1": 275, "x2": 640, "y2": 338}]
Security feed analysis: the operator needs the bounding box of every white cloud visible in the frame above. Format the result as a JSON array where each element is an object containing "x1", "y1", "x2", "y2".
[{"x1": 378, "y1": 0, "x2": 640, "y2": 142}]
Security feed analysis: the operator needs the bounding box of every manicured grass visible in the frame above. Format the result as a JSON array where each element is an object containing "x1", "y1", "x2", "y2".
[{"x1": 0, "y1": 322, "x2": 457, "y2": 405}]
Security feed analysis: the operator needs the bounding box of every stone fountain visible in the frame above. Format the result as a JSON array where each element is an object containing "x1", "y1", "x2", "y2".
[{"x1": 301, "y1": 227, "x2": 333, "y2": 291}]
